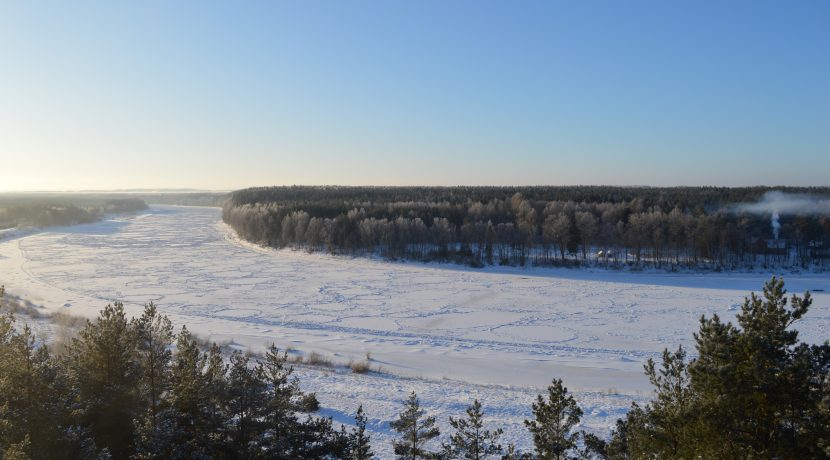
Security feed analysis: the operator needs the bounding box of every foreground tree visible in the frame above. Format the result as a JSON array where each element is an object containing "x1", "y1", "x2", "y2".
[
  {"x1": 160, "y1": 326, "x2": 222, "y2": 458},
  {"x1": 260, "y1": 344, "x2": 305, "y2": 455},
  {"x1": 614, "y1": 277, "x2": 830, "y2": 459},
  {"x1": 258, "y1": 344, "x2": 348, "y2": 458},
  {"x1": 226, "y1": 351, "x2": 267, "y2": 457},
  {"x1": 391, "y1": 392, "x2": 441, "y2": 459},
  {"x1": 347, "y1": 405, "x2": 373, "y2": 460},
  {"x1": 0, "y1": 316, "x2": 81, "y2": 459},
  {"x1": 442, "y1": 400, "x2": 503, "y2": 459},
  {"x1": 132, "y1": 303, "x2": 174, "y2": 444},
  {"x1": 70, "y1": 303, "x2": 143, "y2": 460},
  {"x1": 525, "y1": 379, "x2": 583, "y2": 460}
]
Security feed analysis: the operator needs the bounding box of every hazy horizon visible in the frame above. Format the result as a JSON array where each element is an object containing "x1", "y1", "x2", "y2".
[
  {"x1": 2, "y1": 1, "x2": 828, "y2": 190},
  {"x1": 4, "y1": 184, "x2": 830, "y2": 194}
]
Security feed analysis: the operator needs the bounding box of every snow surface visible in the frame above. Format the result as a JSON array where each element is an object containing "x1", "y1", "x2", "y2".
[{"x1": 1, "y1": 205, "x2": 828, "y2": 457}]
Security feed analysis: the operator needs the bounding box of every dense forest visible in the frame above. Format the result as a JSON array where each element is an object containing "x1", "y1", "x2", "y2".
[
  {"x1": 0, "y1": 198, "x2": 148, "y2": 230},
  {"x1": 1, "y1": 278, "x2": 828, "y2": 459},
  {"x1": 223, "y1": 186, "x2": 830, "y2": 270}
]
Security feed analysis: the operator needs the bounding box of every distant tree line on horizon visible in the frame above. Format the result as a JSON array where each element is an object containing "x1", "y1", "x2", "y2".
[
  {"x1": 223, "y1": 186, "x2": 830, "y2": 270},
  {"x1": 0, "y1": 192, "x2": 226, "y2": 209},
  {"x1": 0, "y1": 198, "x2": 148, "y2": 230},
  {"x1": 2, "y1": 278, "x2": 828, "y2": 459}
]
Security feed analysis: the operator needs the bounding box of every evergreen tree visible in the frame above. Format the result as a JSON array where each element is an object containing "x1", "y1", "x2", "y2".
[
  {"x1": 603, "y1": 417, "x2": 632, "y2": 460},
  {"x1": 260, "y1": 344, "x2": 301, "y2": 455},
  {"x1": 499, "y1": 443, "x2": 533, "y2": 460},
  {"x1": 286, "y1": 415, "x2": 350, "y2": 459},
  {"x1": 820, "y1": 376, "x2": 830, "y2": 456},
  {"x1": 442, "y1": 400, "x2": 503, "y2": 459},
  {"x1": 200, "y1": 342, "x2": 229, "y2": 455},
  {"x1": 133, "y1": 302, "x2": 173, "y2": 431},
  {"x1": 131, "y1": 302, "x2": 176, "y2": 459},
  {"x1": 611, "y1": 277, "x2": 830, "y2": 458},
  {"x1": 256, "y1": 346, "x2": 347, "y2": 458},
  {"x1": 226, "y1": 350, "x2": 267, "y2": 458},
  {"x1": 69, "y1": 302, "x2": 142, "y2": 460},
  {"x1": 167, "y1": 327, "x2": 217, "y2": 459},
  {"x1": 635, "y1": 346, "x2": 695, "y2": 458},
  {"x1": 687, "y1": 277, "x2": 828, "y2": 458},
  {"x1": 524, "y1": 379, "x2": 583, "y2": 460},
  {"x1": 391, "y1": 392, "x2": 441, "y2": 460},
  {"x1": 0, "y1": 319, "x2": 78, "y2": 459},
  {"x1": 348, "y1": 405, "x2": 373, "y2": 460}
]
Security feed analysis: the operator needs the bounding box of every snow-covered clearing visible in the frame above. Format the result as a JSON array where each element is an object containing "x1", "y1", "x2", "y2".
[{"x1": 1, "y1": 205, "x2": 828, "y2": 456}]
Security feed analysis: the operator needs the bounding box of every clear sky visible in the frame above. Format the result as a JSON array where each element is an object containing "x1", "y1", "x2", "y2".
[{"x1": 1, "y1": 1, "x2": 828, "y2": 191}]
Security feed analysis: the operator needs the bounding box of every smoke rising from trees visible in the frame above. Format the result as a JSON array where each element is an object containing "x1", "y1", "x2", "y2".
[
  {"x1": 733, "y1": 191, "x2": 830, "y2": 240},
  {"x1": 224, "y1": 186, "x2": 830, "y2": 270},
  {"x1": 734, "y1": 191, "x2": 830, "y2": 216}
]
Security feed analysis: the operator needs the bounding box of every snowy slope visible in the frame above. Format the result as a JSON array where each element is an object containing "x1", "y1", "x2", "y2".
[{"x1": 1, "y1": 205, "x2": 828, "y2": 457}]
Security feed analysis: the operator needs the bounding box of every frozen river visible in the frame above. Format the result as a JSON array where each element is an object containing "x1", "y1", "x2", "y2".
[
  {"x1": 2, "y1": 205, "x2": 829, "y2": 392},
  {"x1": 2, "y1": 205, "x2": 828, "y2": 454}
]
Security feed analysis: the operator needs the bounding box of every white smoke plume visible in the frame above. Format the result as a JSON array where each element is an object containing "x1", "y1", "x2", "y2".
[
  {"x1": 732, "y1": 191, "x2": 830, "y2": 240},
  {"x1": 733, "y1": 191, "x2": 830, "y2": 216},
  {"x1": 771, "y1": 210, "x2": 781, "y2": 240}
]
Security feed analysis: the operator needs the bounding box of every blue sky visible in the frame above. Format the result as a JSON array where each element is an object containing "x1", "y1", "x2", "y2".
[{"x1": 1, "y1": 1, "x2": 828, "y2": 190}]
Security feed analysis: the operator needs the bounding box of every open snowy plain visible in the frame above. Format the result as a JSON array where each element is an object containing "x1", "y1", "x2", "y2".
[{"x1": 1, "y1": 205, "x2": 828, "y2": 456}]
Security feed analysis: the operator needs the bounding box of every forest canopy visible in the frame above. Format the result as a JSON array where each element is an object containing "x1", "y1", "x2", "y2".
[{"x1": 223, "y1": 186, "x2": 830, "y2": 270}]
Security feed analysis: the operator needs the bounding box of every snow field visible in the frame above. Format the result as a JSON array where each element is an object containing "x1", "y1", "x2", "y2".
[{"x1": 1, "y1": 205, "x2": 828, "y2": 457}]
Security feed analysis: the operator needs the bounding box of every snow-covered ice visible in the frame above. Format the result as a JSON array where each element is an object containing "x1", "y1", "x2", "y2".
[{"x1": 1, "y1": 205, "x2": 828, "y2": 456}]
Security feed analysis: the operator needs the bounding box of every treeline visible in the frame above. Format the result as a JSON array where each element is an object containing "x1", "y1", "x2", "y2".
[
  {"x1": 223, "y1": 186, "x2": 830, "y2": 270},
  {"x1": 0, "y1": 199, "x2": 148, "y2": 230},
  {"x1": 0, "y1": 192, "x2": 227, "y2": 209},
  {"x1": 2, "y1": 278, "x2": 829, "y2": 459}
]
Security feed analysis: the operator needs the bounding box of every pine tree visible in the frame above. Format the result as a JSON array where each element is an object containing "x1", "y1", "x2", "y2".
[
  {"x1": 524, "y1": 379, "x2": 583, "y2": 460},
  {"x1": 167, "y1": 327, "x2": 217, "y2": 459},
  {"x1": 442, "y1": 400, "x2": 503, "y2": 459},
  {"x1": 226, "y1": 350, "x2": 267, "y2": 458},
  {"x1": 132, "y1": 303, "x2": 173, "y2": 435},
  {"x1": 687, "y1": 277, "x2": 827, "y2": 458},
  {"x1": 0, "y1": 320, "x2": 77, "y2": 459},
  {"x1": 604, "y1": 416, "x2": 633, "y2": 460},
  {"x1": 131, "y1": 304, "x2": 175, "y2": 459},
  {"x1": 287, "y1": 415, "x2": 351, "y2": 459},
  {"x1": 499, "y1": 443, "x2": 533, "y2": 460},
  {"x1": 170, "y1": 327, "x2": 203, "y2": 428},
  {"x1": 348, "y1": 405, "x2": 373, "y2": 460},
  {"x1": 391, "y1": 392, "x2": 440, "y2": 460},
  {"x1": 69, "y1": 302, "x2": 142, "y2": 460},
  {"x1": 260, "y1": 344, "x2": 302, "y2": 456},
  {"x1": 200, "y1": 342, "x2": 229, "y2": 454},
  {"x1": 636, "y1": 346, "x2": 694, "y2": 458},
  {"x1": 262, "y1": 345, "x2": 300, "y2": 422},
  {"x1": 610, "y1": 277, "x2": 830, "y2": 458},
  {"x1": 256, "y1": 345, "x2": 348, "y2": 457}
]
